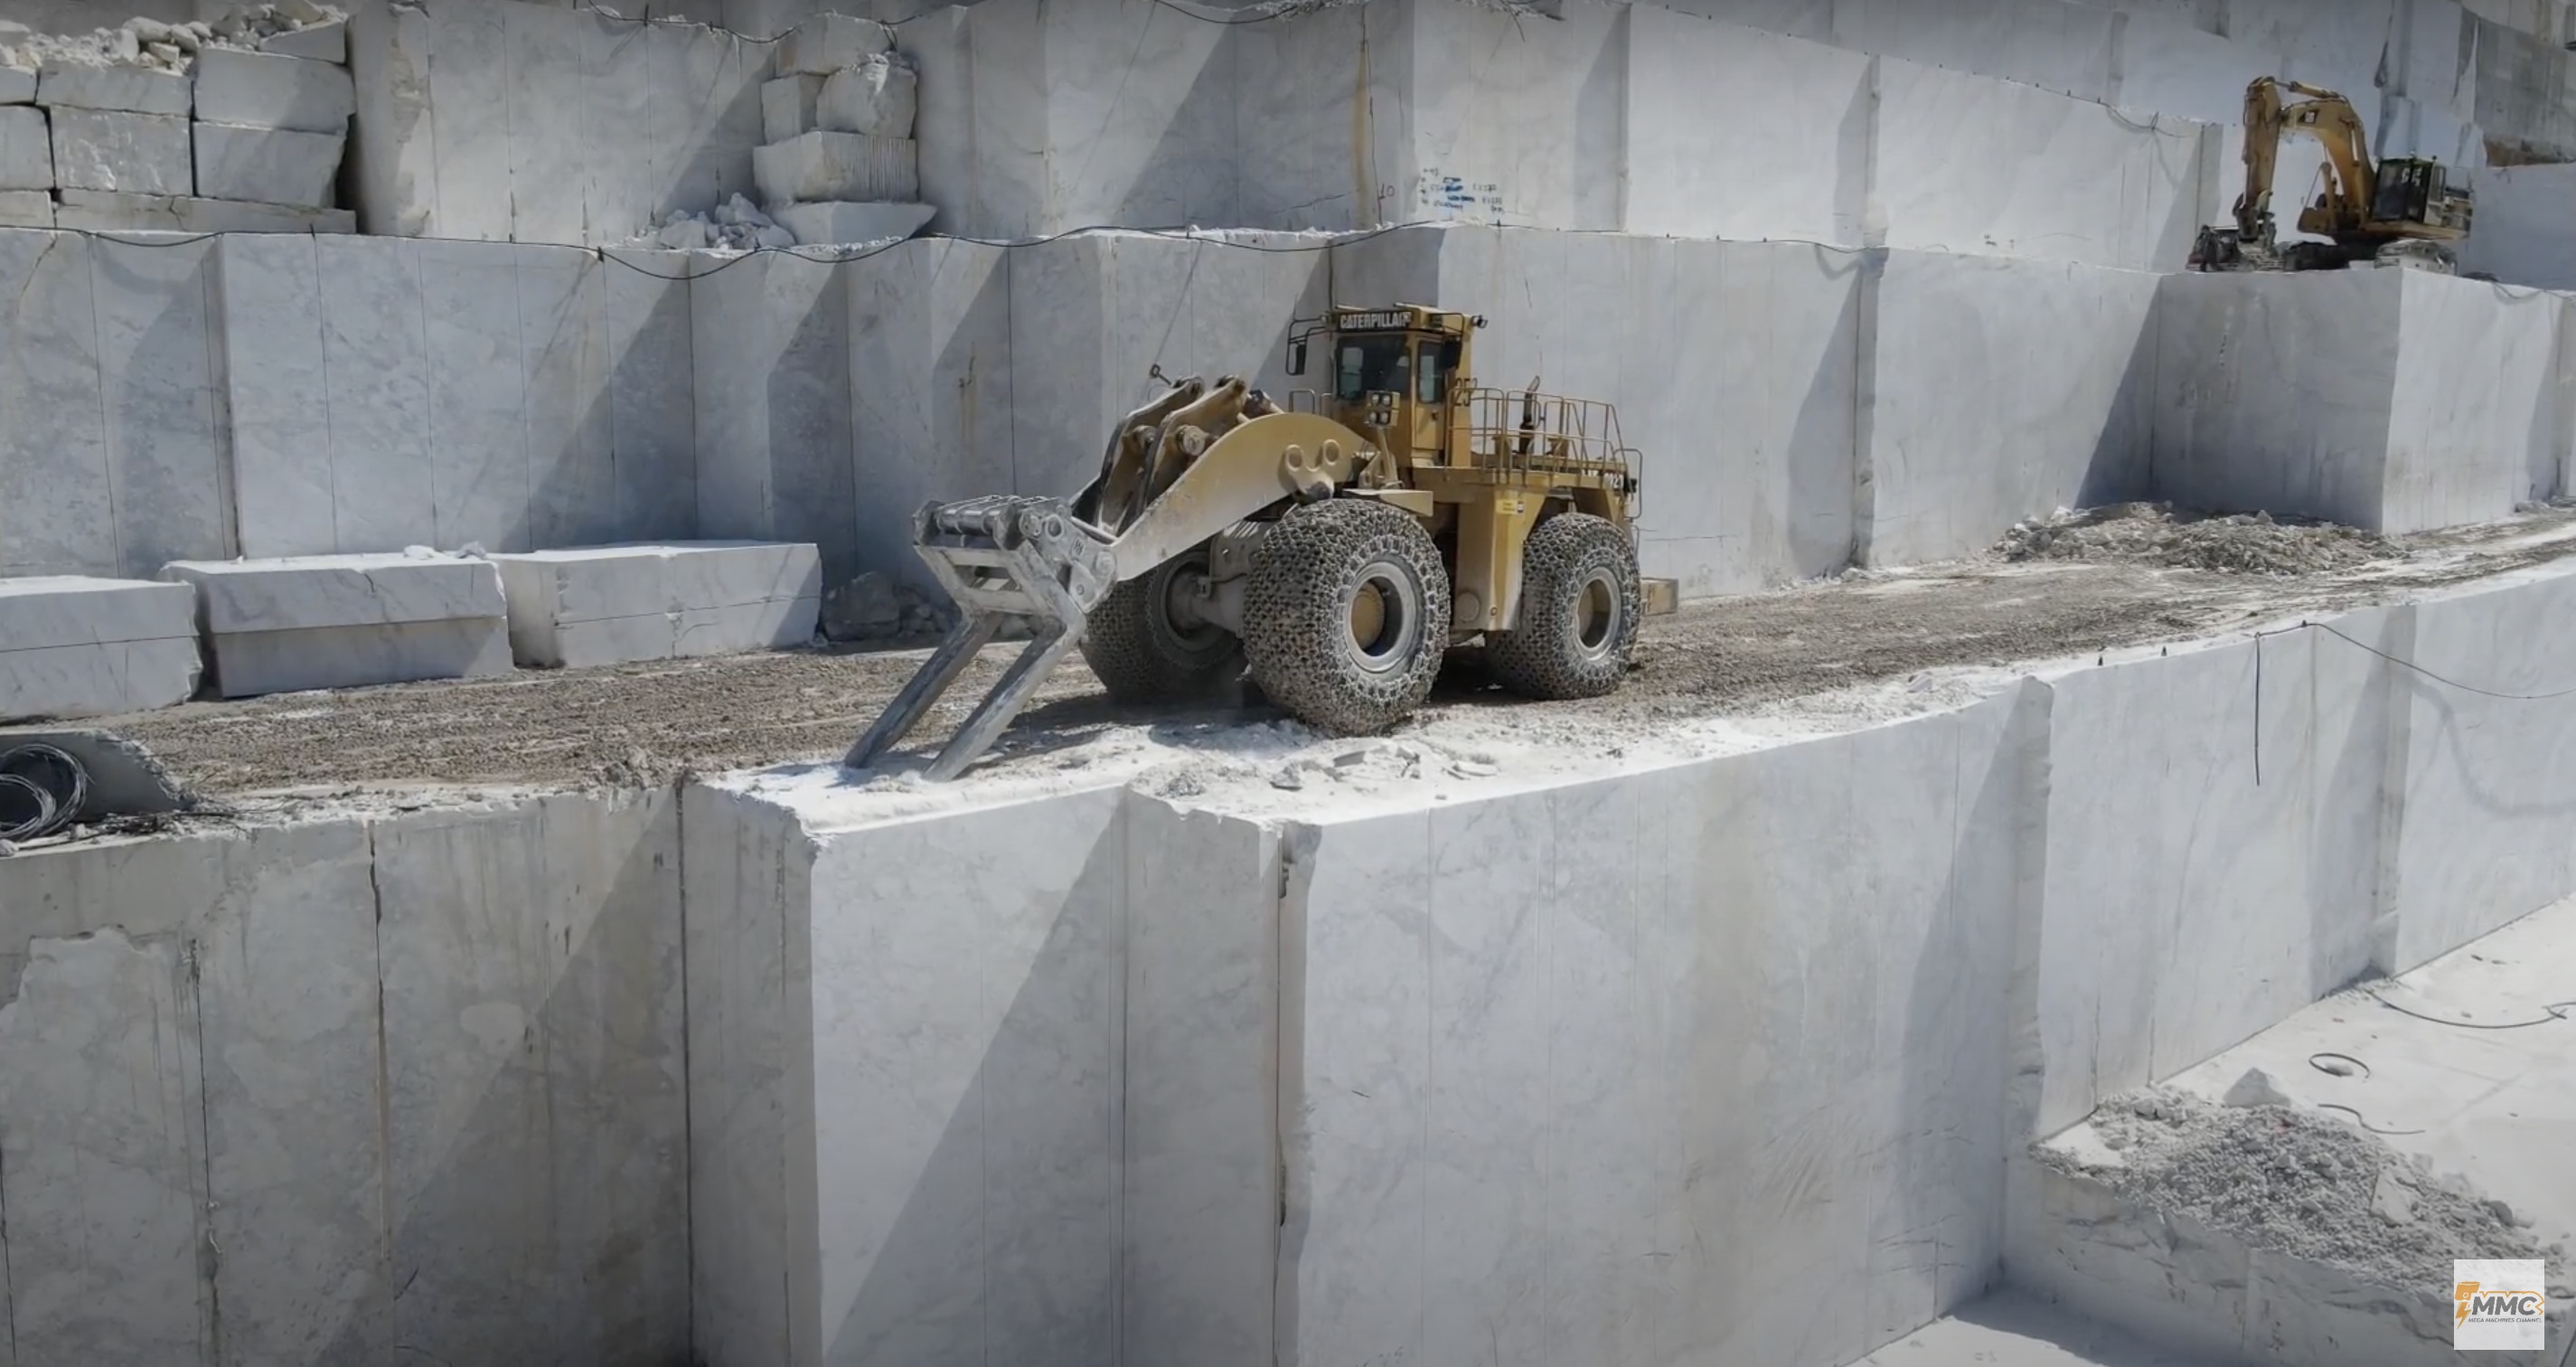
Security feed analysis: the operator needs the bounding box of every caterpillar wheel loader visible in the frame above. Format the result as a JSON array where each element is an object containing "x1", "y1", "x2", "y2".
[
  {"x1": 847, "y1": 304, "x2": 1646, "y2": 780},
  {"x1": 2190, "y1": 75, "x2": 2474, "y2": 273}
]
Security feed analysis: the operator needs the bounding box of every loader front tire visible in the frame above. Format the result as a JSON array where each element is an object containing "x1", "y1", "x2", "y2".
[
  {"x1": 1244, "y1": 499, "x2": 1451, "y2": 736},
  {"x1": 1484, "y1": 513, "x2": 1641, "y2": 700},
  {"x1": 1079, "y1": 552, "x2": 1244, "y2": 704}
]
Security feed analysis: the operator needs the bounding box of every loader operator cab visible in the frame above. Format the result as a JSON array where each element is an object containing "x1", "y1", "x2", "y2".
[{"x1": 1286, "y1": 305, "x2": 1476, "y2": 471}]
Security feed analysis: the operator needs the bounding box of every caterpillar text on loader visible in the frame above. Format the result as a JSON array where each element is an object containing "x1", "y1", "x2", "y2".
[
  {"x1": 2191, "y1": 75, "x2": 2474, "y2": 273},
  {"x1": 847, "y1": 304, "x2": 1649, "y2": 780}
]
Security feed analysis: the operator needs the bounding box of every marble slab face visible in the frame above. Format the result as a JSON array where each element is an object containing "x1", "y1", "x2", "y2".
[
  {"x1": 0, "y1": 106, "x2": 50, "y2": 190},
  {"x1": 1857, "y1": 249, "x2": 2161, "y2": 568},
  {"x1": 369, "y1": 792, "x2": 691, "y2": 1367},
  {"x1": 47, "y1": 108, "x2": 190, "y2": 194},
  {"x1": 1277, "y1": 689, "x2": 2040, "y2": 1367},
  {"x1": 0, "y1": 576, "x2": 201, "y2": 719},
  {"x1": 193, "y1": 47, "x2": 356, "y2": 134},
  {"x1": 493, "y1": 541, "x2": 821, "y2": 667},
  {"x1": 193, "y1": 122, "x2": 344, "y2": 208},
  {"x1": 33, "y1": 62, "x2": 191, "y2": 115},
  {"x1": 0, "y1": 927, "x2": 212, "y2": 1366},
  {"x1": 0, "y1": 229, "x2": 111, "y2": 579},
  {"x1": 753, "y1": 130, "x2": 918, "y2": 204},
  {"x1": 0, "y1": 187, "x2": 49, "y2": 225}
]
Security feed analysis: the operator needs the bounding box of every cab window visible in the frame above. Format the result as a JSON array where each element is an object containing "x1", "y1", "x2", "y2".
[
  {"x1": 1334, "y1": 335, "x2": 1410, "y2": 401},
  {"x1": 1416, "y1": 340, "x2": 1458, "y2": 404}
]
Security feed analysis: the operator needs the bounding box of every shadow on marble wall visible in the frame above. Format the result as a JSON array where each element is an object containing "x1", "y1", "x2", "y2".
[
  {"x1": 0, "y1": 792, "x2": 690, "y2": 1367},
  {"x1": 815, "y1": 825, "x2": 1124, "y2": 1366}
]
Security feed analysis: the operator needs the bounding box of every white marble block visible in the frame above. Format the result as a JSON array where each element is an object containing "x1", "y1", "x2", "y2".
[
  {"x1": 191, "y1": 48, "x2": 354, "y2": 134},
  {"x1": 159, "y1": 553, "x2": 512, "y2": 698},
  {"x1": 0, "y1": 63, "x2": 34, "y2": 105},
  {"x1": 762, "y1": 73, "x2": 825, "y2": 144},
  {"x1": 754, "y1": 131, "x2": 916, "y2": 206},
  {"x1": 0, "y1": 188, "x2": 50, "y2": 225},
  {"x1": 259, "y1": 18, "x2": 347, "y2": 62},
  {"x1": 193, "y1": 122, "x2": 342, "y2": 208},
  {"x1": 817, "y1": 54, "x2": 914, "y2": 138},
  {"x1": 0, "y1": 577, "x2": 202, "y2": 720},
  {"x1": 774, "y1": 199, "x2": 933, "y2": 246},
  {"x1": 492, "y1": 542, "x2": 821, "y2": 668},
  {"x1": 0, "y1": 107, "x2": 50, "y2": 190},
  {"x1": 51, "y1": 188, "x2": 354, "y2": 233},
  {"x1": 48, "y1": 108, "x2": 189, "y2": 194},
  {"x1": 33, "y1": 62, "x2": 191, "y2": 115},
  {"x1": 774, "y1": 13, "x2": 893, "y2": 76}
]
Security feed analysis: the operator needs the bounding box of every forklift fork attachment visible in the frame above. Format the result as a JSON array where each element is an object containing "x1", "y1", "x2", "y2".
[{"x1": 842, "y1": 496, "x2": 1115, "y2": 781}]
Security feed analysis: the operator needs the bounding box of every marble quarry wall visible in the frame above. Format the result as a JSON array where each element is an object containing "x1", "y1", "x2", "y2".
[
  {"x1": 2152, "y1": 267, "x2": 2575, "y2": 533},
  {"x1": 10, "y1": 216, "x2": 2575, "y2": 597},
  {"x1": 0, "y1": 789, "x2": 690, "y2": 1367},
  {"x1": 10, "y1": 543, "x2": 2576, "y2": 1367},
  {"x1": 652, "y1": 559, "x2": 2576, "y2": 1367}
]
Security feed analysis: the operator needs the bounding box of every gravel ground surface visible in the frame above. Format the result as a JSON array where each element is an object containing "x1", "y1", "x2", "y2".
[{"x1": 30, "y1": 507, "x2": 2576, "y2": 798}]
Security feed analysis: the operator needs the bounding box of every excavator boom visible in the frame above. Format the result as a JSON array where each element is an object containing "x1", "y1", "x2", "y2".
[{"x1": 2206, "y1": 75, "x2": 2471, "y2": 271}]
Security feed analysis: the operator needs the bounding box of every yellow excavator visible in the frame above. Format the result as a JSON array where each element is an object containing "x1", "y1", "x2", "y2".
[
  {"x1": 848, "y1": 305, "x2": 1650, "y2": 779},
  {"x1": 2191, "y1": 76, "x2": 2474, "y2": 273}
]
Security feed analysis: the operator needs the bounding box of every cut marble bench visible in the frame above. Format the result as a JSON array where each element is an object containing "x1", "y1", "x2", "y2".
[
  {"x1": 160, "y1": 552, "x2": 512, "y2": 697},
  {"x1": 0, "y1": 576, "x2": 202, "y2": 721},
  {"x1": 491, "y1": 542, "x2": 821, "y2": 669}
]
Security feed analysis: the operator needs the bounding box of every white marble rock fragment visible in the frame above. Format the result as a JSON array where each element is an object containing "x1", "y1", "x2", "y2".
[
  {"x1": 48, "y1": 108, "x2": 190, "y2": 194},
  {"x1": 774, "y1": 12, "x2": 892, "y2": 76},
  {"x1": 0, "y1": 62, "x2": 33, "y2": 105},
  {"x1": 33, "y1": 61, "x2": 192, "y2": 115},
  {"x1": 259, "y1": 17, "x2": 344, "y2": 62},
  {"x1": 817, "y1": 53, "x2": 914, "y2": 139},
  {"x1": 762, "y1": 73, "x2": 824, "y2": 143},
  {"x1": 193, "y1": 47, "x2": 353, "y2": 134},
  {"x1": 193, "y1": 121, "x2": 341, "y2": 207}
]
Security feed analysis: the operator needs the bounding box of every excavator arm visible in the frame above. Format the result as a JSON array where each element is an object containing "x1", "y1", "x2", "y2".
[{"x1": 2237, "y1": 76, "x2": 2377, "y2": 243}]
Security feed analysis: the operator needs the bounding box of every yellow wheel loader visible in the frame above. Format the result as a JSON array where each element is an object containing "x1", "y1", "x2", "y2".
[
  {"x1": 2191, "y1": 76, "x2": 2474, "y2": 273},
  {"x1": 847, "y1": 304, "x2": 1646, "y2": 780}
]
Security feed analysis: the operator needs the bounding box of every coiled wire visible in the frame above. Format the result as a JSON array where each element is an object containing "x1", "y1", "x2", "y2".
[{"x1": 0, "y1": 743, "x2": 90, "y2": 844}]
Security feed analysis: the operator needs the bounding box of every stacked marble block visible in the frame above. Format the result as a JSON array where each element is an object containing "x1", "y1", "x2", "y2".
[
  {"x1": 492, "y1": 542, "x2": 822, "y2": 669},
  {"x1": 158, "y1": 552, "x2": 513, "y2": 698},
  {"x1": 754, "y1": 14, "x2": 935, "y2": 247},
  {"x1": 0, "y1": 577, "x2": 202, "y2": 721},
  {"x1": 0, "y1": 20, "x2": 353, "y2": 233}
]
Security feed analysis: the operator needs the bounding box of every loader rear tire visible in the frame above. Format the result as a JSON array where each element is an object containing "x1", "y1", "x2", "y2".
[
  {"x1": 1484, "y1": 513, "x2": 1640, "y2": 700},
  {"x1": 1243, "y1": 499, "x2": 1451, "y2": 736},
  {"x1": 1079, "y1": 552, "x2": 1244, "y2": 704}
]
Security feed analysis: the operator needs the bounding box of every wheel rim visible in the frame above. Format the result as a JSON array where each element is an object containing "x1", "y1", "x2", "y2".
[
  {"x1": 1153, "y1": 555, "x2": 1228, "y2": 654},
  {"x1": 1344, "y1": 560, "x2": 1423, "y2": 675},
  {"x1": 1572, "y1": 567, "x2": 1622, "y2": 662}
]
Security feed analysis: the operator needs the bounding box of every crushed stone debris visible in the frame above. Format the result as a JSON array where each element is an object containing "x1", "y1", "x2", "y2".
[
  {"x1": 2053, "y1": 1089, "x2": 2562, "y2": 1296},
  {"x1": 0, "y1": 3, "x2": 342, "y2": 73},
  {"x1": 1998, "y1": 502, "x2": 2401, "y2": 576}
]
